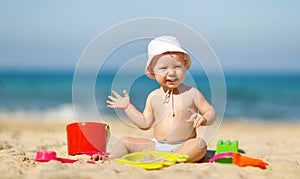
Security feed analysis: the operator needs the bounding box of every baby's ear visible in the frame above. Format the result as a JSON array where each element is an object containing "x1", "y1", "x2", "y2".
[
  {"x1": 150, "y1": 64, "x2": 156, "y2": 71},
  {"x1": 183, "y1": 59, "x2": 191, "y2": 70},
  {"x1": 146, "y1": 65, "x2": 154, "y2": 77},
  {"x1": 149, "y1": 68, "x2": 155, "y2": 76}
]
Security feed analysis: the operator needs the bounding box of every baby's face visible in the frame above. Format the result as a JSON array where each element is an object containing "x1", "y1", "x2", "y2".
[{"x1": 152, "y1": 54, "x2": 186, "y2": 89}]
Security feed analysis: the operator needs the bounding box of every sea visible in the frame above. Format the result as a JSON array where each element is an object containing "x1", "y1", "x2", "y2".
[{"x1": 0, "y1": 71, "x2": 300, "y2": 122}]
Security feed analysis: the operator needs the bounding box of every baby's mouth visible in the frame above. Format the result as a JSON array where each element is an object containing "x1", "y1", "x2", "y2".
[{"x1": 166, "y1": 78, "x2": 178, "y2": 84}]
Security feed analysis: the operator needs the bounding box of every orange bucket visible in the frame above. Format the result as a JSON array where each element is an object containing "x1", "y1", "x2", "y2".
[{"x1": 66, "y1": 122, "x2": 110, "y2": 156}]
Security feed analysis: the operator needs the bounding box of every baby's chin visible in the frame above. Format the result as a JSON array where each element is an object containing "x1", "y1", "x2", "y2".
[{"x1": 163, "y1": 84, "x2": 180, "y2": 90}]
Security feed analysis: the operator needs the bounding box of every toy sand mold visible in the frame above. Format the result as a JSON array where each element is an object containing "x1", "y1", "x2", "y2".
[{"x1": 115, "y1": 151, "x2": 189, "y2": 170}]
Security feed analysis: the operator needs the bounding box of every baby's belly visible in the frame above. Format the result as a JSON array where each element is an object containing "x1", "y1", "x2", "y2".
[{"x1": 153, "y1": 119, "x2": 196, "y2": 143}]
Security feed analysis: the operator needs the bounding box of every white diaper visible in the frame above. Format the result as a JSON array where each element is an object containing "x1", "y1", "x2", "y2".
[{"x1": 151, "y1": 138, "x2": 183, "y2": 152}]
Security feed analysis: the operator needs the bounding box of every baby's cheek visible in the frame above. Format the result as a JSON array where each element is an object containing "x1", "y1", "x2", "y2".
[
  {"x1": 155, "y1": 70, "x2": 166, "y2": 76},
  {"x1": 154, "y1": 73, "x2": 167, "y2": 80}
]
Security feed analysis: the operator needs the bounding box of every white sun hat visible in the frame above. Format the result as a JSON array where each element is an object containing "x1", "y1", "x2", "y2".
[{"x1": 145, "y1": 35, "x2": 191, "y2": 79}]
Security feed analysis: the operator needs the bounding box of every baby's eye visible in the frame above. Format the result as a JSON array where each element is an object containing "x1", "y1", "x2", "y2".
[
  {"x1": 159, "y1": 67, "x2": 167, "y2": 70},
  {"x1": 174, "y1": 66, "x2": 183, "y2": 69}
]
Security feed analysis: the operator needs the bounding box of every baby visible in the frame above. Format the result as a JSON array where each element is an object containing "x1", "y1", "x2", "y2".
[{"x1": 106, "y1": 36, "x2": 216, "y2": 162}]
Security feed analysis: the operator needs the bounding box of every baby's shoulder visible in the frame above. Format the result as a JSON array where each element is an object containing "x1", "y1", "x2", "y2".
[
  {"x1": 181, "y1": 86, "x2": 203, "y2": 98},
  {"x1": 148, "y1": 88, "x2": 161, "y2": 96},
  {"x1": 146, "y1": 88, "x2": 161, "y2": 98},
  {"x1": 180, "y1": 85, "x2": 198, "y2": 94},
  {"x1": 189, "y1": 86, "x2": 200, "y2": 93}
]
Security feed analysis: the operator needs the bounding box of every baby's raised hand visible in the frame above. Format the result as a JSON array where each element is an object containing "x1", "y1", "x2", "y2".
[
  {"x1": 107, "y1": 90, "x2": 130, "y2": 110},
  {"x1": 186, "y1": 108, "x2": 207, "y2": 128}
]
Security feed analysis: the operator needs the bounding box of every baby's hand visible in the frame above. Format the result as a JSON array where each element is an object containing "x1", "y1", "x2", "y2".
[
  {"x1": 186, "y1": 108, "x2": 207, "y2": 128},
  {"x1": 107, "y1": 90, "x2": 130, "y2": 110}
]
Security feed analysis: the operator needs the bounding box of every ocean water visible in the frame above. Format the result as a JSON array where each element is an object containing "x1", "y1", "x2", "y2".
[{"x1": 0, "y1": 71, "x2": 299, "y2": 121}]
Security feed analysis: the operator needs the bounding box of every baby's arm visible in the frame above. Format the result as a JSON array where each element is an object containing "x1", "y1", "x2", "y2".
[
  {"x1": 107, "y1": 90, "x2": 154, "y2": 130},
  {"x1": 187, "y1": 88, "x2": 216, "y2": 127}
]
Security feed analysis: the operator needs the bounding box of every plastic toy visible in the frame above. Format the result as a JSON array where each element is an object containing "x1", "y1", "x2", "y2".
[
  {"x1": 35, "y1": 150, "x2": 95, "y2": 164},
  {"x1": 209, "y1": 152, "x2": 269, "y2": 169},
  {"x1": 214, "y1": 140, "x2": 239, "y2": 164},
  {"x1": 115, "y1": 151, "x2": 189, "y2": 170},
  {"x1": 66, "y1": 122, "x2": 110, "y2": 155}
]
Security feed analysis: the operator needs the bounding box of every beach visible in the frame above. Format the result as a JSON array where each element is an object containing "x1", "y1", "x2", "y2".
[
  {"x1": 2, "y1": 1, "x2": 300, "y2": 178},
  {"x1": 1, "y1": 116, "x2": 300, "y2": 179}
]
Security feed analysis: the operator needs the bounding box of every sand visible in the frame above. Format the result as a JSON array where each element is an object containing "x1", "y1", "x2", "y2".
[{"x1": 1, "y1": 117, "x2": 300, "y2": 179}]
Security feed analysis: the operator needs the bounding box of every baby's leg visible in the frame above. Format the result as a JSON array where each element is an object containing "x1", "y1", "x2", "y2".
[
  {"x1": 173, "y1": 138, "x2": 207, "y2": 163},
  {"x1": 110, "y1": 136, "x2": 155, "y2": 158}
]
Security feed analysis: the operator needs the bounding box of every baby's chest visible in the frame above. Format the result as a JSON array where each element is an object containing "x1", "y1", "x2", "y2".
[{"x1": 153, "y1": 95, "x2": 195, "y2": 118}]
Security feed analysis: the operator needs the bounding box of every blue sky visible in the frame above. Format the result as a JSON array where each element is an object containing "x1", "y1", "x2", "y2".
[{"x1": 0, "y1": 0, "x2": 299, "y2": 73}]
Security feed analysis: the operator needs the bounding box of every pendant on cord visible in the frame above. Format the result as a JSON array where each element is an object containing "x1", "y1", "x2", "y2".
[{"x1": 163, "y1": 88, "x2": 175, "y2": 117}]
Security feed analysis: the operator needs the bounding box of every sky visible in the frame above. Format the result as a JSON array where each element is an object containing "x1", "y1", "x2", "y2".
[{"x1": 0, "y1": 0, "x2": 299, "y2": 74}]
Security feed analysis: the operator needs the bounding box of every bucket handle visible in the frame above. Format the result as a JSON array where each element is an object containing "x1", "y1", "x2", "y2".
[{"x1": 105, "y1": 123, "x2": 110, "y2": 143}]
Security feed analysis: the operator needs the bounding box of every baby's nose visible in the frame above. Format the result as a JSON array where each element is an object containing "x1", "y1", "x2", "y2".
[{"x1": 166, "y1": 68, "x2": 176, "y2": 75}]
